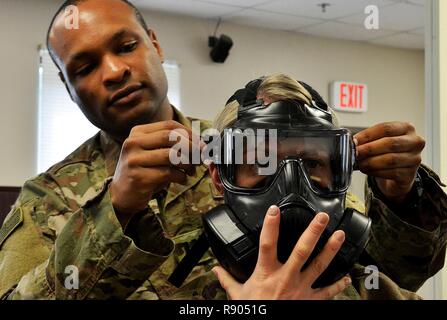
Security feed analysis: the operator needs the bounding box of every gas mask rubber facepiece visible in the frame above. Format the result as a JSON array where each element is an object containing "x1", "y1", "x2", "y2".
[{"x1": 202, "y1": 96, "x2": 371, "y2": 288}]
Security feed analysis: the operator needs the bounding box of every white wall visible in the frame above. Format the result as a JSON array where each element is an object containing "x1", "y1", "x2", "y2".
[
  {"x1": 0, "y1": 0, "x2": 425, "y2": 193},
  {"x1": 145, "y1": 10, "x2": 424, "y2": 127},
  {"x1": 0, "y1": 0, "x2": 61, "y2": 186},
  {"x1": 435, "y1": 0, "x2": 447, "y2": 299}
]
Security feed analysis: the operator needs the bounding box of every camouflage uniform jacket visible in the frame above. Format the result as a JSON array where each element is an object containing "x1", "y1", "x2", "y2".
[{"x1": 0, "y1": 108, "x2": 446, "y2": 300}]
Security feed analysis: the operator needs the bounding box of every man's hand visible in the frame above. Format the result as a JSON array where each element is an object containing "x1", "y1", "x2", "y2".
[
  {"x1": 354, "y1": 122, "x2": 425, "y2": 204},
  {"x1": 212, "y1": 206, "x2": 351, "y2": 300},
  {"x1": 110, "y1": 120, "x2": 201, "y2": 227}
]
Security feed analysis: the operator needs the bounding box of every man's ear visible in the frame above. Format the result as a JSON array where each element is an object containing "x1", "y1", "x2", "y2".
[
  {"x1": 58, "y1": 72, "x2": 75, "y2": 103},
  {"x1": 209, "y1": 163, "x2": 224, "y2": 195},
  {"x1": 147, "y1": 29, "x2": 164, "y2": 63}
]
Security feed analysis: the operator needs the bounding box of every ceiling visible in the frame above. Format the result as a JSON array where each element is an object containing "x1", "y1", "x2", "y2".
[{"x1": 131, "y1": 0, "x2": 425, "y2": 50}]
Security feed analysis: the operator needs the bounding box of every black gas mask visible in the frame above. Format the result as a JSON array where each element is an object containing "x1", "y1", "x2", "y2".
[
  {"x1": 202, "y1": 79, "x2": 371, "y2": 288},
  {"x1": 168, "y1": 80, "x2": 371, "y2": 289}
]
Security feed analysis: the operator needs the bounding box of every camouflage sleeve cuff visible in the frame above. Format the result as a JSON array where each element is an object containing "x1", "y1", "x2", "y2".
[
  {"x1": 110, "y1": 211, "x2": 175, "y2": 280},
  {"x1": 364, "y1": 164, "x2": 447, "y2": 290},
  {"x1": 48, "y1": 179, "x2": 174, "y2": 299}
]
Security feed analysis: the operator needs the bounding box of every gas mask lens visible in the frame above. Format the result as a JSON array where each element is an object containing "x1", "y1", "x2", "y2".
[{"x1": 221, "y1": 128, "x2": 354, "y2": 194}]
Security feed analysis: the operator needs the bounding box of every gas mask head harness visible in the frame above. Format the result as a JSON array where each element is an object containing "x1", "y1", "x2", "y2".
[{"x1": 168, "y1": 78, "x2": 371, "y2": 289}]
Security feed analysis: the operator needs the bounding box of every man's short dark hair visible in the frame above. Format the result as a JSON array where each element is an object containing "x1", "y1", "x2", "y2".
[{"x1": 46, "y1": 0, "x2": 149, "y2": 66}]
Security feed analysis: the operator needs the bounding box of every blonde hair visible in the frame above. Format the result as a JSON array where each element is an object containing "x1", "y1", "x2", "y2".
[
  {"x1": 213, "y1": 99, "x2": 239, "y2": 134},
  {"x1": 257, "y1": 73, "x2": 312, "y2": 106},
  {"x1": 213, "y1": 73, "x2": 338, "y2": 133}
]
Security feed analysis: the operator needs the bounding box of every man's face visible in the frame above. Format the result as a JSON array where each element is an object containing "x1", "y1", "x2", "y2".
[
  {"x1": 48, "y1": 0, "x2": 169, "y2": 140},
  {"x1": 235, "y1": 137, "x2": 333, "y2": 191}
]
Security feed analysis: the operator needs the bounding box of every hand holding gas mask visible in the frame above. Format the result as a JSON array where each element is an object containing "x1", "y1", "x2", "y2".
[
  {"x1": 212, "y1": 206, "x2": 351, "y2": 300},
  {"x1": 354, "y1": 122, "x2": 425, "y2": 204},
  {"x1": 202, "y1": 75, "x2": 371, "y2": 296}
]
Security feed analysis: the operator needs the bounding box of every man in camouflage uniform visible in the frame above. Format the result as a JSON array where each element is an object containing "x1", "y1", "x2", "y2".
[{"x1": 0, "y1": 0, "x2": 446, "y2": 300}]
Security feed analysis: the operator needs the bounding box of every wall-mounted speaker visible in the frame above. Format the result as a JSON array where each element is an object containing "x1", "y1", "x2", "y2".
[{"x1": 208, "y1": 34, "x2": 233, "y2": 63}]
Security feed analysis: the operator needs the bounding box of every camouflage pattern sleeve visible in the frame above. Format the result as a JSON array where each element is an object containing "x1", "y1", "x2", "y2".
[
  {"x1": 0, "y1": 176, "x2": 174, "y2": 299},
  {"x1": 363, "y1": 164, "x2": 447, "y2": 292},
  {"x1": 342, "y1": 264, "x2": 422, "y2": 300}
]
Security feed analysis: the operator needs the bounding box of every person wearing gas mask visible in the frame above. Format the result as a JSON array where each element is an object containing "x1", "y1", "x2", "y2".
[{"x1": 202, "y1": 73, "x2": 447, "y2": 299}]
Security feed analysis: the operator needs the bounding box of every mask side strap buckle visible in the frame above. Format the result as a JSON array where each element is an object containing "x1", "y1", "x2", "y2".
[{"x1": 168, "y1": 232, "x2": 210, "y2": 288}]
